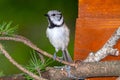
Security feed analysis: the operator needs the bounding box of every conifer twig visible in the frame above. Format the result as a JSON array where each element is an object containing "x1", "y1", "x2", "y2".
[
  {"x1": 0, "y1": 43, "x2": 46, "y2": 80},
  {"x1": 0, "y1": 35, "x2": 75, "y2": 67}
]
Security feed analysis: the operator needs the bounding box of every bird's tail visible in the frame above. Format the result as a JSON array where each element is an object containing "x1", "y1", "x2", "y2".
[{"x1": 62, "y1": 49, "x2": 73, "y2": 62}]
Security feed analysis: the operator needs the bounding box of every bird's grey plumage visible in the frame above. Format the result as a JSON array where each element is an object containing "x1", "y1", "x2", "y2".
[{"x1": 45, "y1": 10, "x2": 73, "y2": 62}]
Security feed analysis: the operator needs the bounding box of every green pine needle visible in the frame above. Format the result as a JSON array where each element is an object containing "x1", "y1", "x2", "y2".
[
  {"x1": 24, "y1": 50, "x2": 54, "y2": 80},
  {"x1": 0, "y1": 21, "x2": 18, "y2": 36}
]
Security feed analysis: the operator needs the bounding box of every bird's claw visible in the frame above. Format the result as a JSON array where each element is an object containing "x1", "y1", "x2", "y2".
[
  {"x1": 65, "y1": 66, "x2": 72, "y2": 78},
  {"x1": 65, "y1": 66, "x2": 85, "y2": 80},
  {"x1": 53, "y1": 53, "x2": 56, "y2": 60}
]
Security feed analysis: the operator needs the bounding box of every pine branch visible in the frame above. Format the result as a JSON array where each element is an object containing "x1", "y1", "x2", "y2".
[
  {"x1": 0, "y1": 21, "x2": 18, "y2": 36},
  {"x1": 0, "y1": 35, "x2": 75, "y2": 67},
  {"x1": 0, "y1": 43, "x2": 46, "y2": 80}
]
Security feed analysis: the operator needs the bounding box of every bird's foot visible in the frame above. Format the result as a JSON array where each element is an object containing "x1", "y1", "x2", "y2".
[
  {"x1": 65, "y1": 65, "x2": 85, "y2": 79},
  {"x1": 65, "y1": 65, "x2": 72, "y2": 78},
  {"x1": 54, "y1": 66, "x2": 73, "y2": 78},
  {"x1": 65, "y1": 65, "x2": 75, "y2": 78},
  {"x1": 53, "y1": 53, "x2": 56, "y2": 60}
]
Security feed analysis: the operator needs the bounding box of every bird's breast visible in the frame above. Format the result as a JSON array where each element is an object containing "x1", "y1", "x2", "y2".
[{"x1": 46, "y1": 26, "x2": 69, "y2": 49}]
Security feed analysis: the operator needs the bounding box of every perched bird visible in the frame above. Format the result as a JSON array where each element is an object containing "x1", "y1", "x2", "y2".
[
  {"x1": 45, "y1": 10, "x2": 73, "y2": 62},
  {"x1": 45, "y1": 10, "x2": 84, "y2": 80}
]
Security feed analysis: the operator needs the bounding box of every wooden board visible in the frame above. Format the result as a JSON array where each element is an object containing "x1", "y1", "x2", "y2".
[{"x1": 74, "y1": 0, "x2": 120, "y2": 80}]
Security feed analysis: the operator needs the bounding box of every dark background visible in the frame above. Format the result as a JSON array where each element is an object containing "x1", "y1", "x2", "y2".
[{"x1": 0, "y1": 0, "x2": 78, "y2": 75}]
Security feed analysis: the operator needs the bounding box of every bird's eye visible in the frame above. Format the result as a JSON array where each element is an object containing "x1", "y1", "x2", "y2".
[{"x1": 52, "y1": 14, "x2": 56, "y2": 16}]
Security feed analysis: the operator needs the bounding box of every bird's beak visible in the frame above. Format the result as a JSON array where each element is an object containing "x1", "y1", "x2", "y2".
[{"x1": 44, "y1": 14, "x2": 48, "y2": 17}]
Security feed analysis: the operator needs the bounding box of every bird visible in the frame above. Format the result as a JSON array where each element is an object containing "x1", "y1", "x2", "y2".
[
  {"x1": 45, "y1": 10, "x2": 84, "y2": 80},
  {"x1": 45, "y1": 10, "x2": 73, "y2": 63}
]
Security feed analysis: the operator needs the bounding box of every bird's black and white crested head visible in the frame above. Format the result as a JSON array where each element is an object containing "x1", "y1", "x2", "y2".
[{"x1": 45, "y1": 10, "x2": 64, "y2": 28}]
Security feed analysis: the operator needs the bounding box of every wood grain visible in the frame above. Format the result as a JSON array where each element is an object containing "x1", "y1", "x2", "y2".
[{"x1": 74, "y1": 0, "x2": 120, "y2": 79}]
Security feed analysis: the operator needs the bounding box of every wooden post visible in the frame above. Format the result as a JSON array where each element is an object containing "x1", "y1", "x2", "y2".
[{"x1": 74, "y1": 0, "x2": 120, "y2": 79}]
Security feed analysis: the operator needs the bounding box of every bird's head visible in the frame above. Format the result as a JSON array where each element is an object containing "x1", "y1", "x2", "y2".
[{"x1": 45, "y1": 10, "x2": 64, "y2": 27}]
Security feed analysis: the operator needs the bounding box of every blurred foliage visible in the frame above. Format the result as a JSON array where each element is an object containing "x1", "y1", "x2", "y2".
[
  {"x1": 0, "y1": 71, "x2": 4, "y2": 77},
  {"x1": 0, "y1": 0, "x2": 78, "y2": 75}
]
